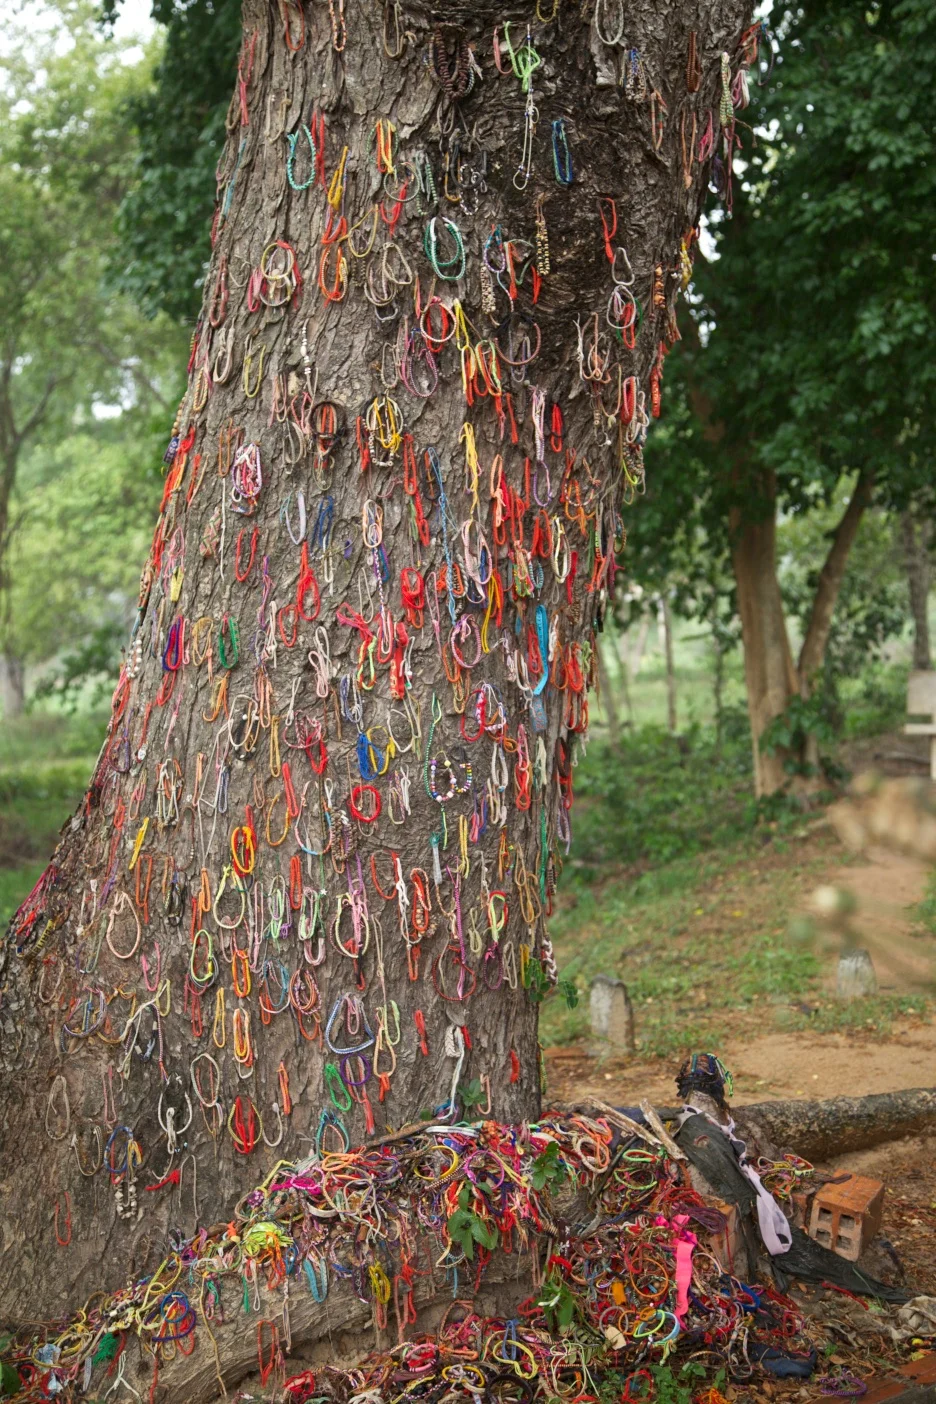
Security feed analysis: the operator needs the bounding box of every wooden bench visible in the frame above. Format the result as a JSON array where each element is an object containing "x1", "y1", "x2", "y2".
[{"x1": 904, "y1": 671, "x2": 936, "y2": 778}]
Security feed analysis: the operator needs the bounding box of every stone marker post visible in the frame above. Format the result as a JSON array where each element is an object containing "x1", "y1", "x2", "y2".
[{"x1": 589, "y1": 974, "x2": 636, "y2": 1053}]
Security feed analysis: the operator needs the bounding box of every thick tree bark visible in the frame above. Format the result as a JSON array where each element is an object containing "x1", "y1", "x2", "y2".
[
  {"x1": 900, "y1": 509, "x2": 933, "y2": 671},
  {"x1": 0, "y1": 0, "x2": 750, "y2": 1367}
]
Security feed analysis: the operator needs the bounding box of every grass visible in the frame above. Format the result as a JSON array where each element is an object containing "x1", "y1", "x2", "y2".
[
  {"x1": 542, "y1": 648, "x2": 934, "y2": 1056},
  {"x1": 543, "y1": 823, "x2": 933, "y2": 1057},
  {"x1": 569, "y1": 718, "x2": 757, "y2": 873},
  {"x1": 778, "y1": 993, "x2": 930, "y2": 1035},
  {"x1": 542, "y1": 825, "x2": 835, "y2": 1057}
]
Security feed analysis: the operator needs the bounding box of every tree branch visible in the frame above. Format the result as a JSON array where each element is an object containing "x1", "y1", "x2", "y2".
[
  {"x1": 14, "y1": 375, "x2": 60, "y2": 447},
  {"x1": 796, "y1": 470, "x2": 875, "y2": 687},
  {"x1": 85, "y1": 339, "x2": 170, "y2": 412}
]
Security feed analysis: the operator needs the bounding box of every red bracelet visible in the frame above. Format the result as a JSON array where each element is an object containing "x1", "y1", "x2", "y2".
[{"x1": 350, "y1": 784, "x2": 381, "y2": 822}]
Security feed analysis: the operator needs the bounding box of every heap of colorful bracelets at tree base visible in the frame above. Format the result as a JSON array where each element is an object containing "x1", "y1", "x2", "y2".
[{"x1": 0, "y1": 1113, "x2": 843, "y2": 1401}]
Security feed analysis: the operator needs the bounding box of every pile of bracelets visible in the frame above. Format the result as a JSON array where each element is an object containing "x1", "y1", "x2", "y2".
[{"x1": 0, "y1": 1111, "x2": 828, "y2": 1401}]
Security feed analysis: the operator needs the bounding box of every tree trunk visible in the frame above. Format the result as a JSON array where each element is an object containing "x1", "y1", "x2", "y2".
[
  {"x1": 659, "y1": 595, "x2": 677, "y2": 733},
  {"x1": 900, "y1": 509, "x2": 932, "y2": 671},
  {"x1": 731, "y1": 472, "x2": 872, "y2": 797},
  {"x1": 0, "y1": 0, "x2": 750, "y2": 1377},
  {"x1": 730, "y1": 474, "x2": 798, "y2": 796},
  {"x1": 596, "y1": 643, "x2": 622, "y2": 755},
  {"x1": 628, "y1": 609, "x2": 652, "y2": 679},
  {"x1": 712, "y1": 628, "x2": 725, "y2": 750},
  {"x1": 0, "y1": 650, "x2": 24, "y2": 719},
  {"x1": 797, "y1": 472, "x2": 874, "y2": 689},
  {"x1": 602, "y1": 613, "x2": 632, "y2": 723}
]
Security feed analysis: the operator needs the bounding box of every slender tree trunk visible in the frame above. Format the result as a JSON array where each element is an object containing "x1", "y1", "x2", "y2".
[
  {"x1": 797, "y1": 471, "x2": 874, "y2": 689},
  {"x1": 794, "y1": 471, "x2": 873, "y2": 773},
  {"x1": 628, "y1": 609, "x2": 652, "y2": 678},
  {"x1": 900, "y1": 509, "x2": 933, "y2": 671},
  {"x1": 712, "y1": 629, "x2": 725, "y2": 750},
  {"x1": 0, "y1": 0, "x2": 750, "y2": 1385},
  {"x1": 606, "y1": 616, "x2": 633, "y2": 722},
  {"x1": 730, "y1": 474, "x2": 798, "y2": 795},
  {"x1": 659, "y1": 595, "x2": 677, "y2": 733},
  {"x1": 596, "y1": 644, "x2": 622, "y2": 755},
  {"x1": 731, "y1": 472, "x2": 872, "y2": 796},
  {"x1": 0, "y1": 650, "x2": 24, "y2": 719}
]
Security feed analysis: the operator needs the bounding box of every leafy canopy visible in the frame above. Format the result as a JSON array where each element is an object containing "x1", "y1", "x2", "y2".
[
  {"x1": 102, "y1": 0, "x2": 243, "y2": 321},
  {"x1": 0, "y1": 1, "x2": 185, "y2": 682},
  {"x1": 630, "y1": 0, "x2": 936, "y2": 609}
]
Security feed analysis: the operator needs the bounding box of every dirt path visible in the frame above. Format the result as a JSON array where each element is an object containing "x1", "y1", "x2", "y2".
[{"x1": 546, "y1": 1020, "x2": 936, "y2": 1106}]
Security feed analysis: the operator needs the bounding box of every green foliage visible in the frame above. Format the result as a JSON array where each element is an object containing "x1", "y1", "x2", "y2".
[
  {"x1": 696, "y1": 0, "x2": 936, "y2": 501},
  {"x1": 445, "y1": 1185, "x2": 499, "y2": 1261},
  {"x1": 557, "y1": 978, "x2": 579, "y2": 1010},
  {"x1": 104, "y1": 0, "x2": 243, "y2": 321},
  {"x1": 761, "y1": 693, "x2": 838, "y2": 778},
  {"x1": 625, "y1": 0, "x2": 934, "y2": 747},
  {"x1": 6, "y1": 426, "x2": 163, "y2": 679},
  {"x1": 530, "y1": 1141, "x2": 567, "y2": 1193},
  {"x1": 780, "y1": 504, "x2": 907, "y2": 687},
  {"x1": 839, "y1": 661, "x2": 909, "y2": 740},
  {"x1": 650, "y1": 1361, "x2": 722, "y2": 1404},
  {"x1": 0, "y1": 1360, "x2": 20, "y2": 1397},
  {"x1": 31, "y1": 623, "x2": 127, "y2": 711},
  {"x1": 457, "y1": 1078, "x2": 488, "y2": 1112},
  {"x1": 0, "y1": 4, "x2": 185, "y2": 689},
  {"x1": 0, "y1": 5, "x2": 177, "y2": 436},
  {"x1": 0, "y1": 712, "x2": 103, "y2": 890},
  {"x1": 522, "y1": 956, "x2": 552, "y2": 1003},
  {"x1": 537, "y1": 1267, "x2": 579, "y2": 1333},
  {"x1": 571, "y1": 722, "x2": 753, "y2": 872}
]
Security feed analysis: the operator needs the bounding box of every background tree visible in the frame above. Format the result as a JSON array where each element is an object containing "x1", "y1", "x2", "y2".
[
  {"x1": 107, "y1": 0, "x2": 244, "y2": 322},
  {"x1": 628, "y1": 0, "x2": 936, "y2": 795},
  {"x1": 899, "y1": 508, "x2": 932, "y2": 672},
  {"x1": 0, "y1": 2, "x2": 185, "y2": 714},
  {"x1": 0, "y1": 0, "x2": 751, "y2": 1388}
]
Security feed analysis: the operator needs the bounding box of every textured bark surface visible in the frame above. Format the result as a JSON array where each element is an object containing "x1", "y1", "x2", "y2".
[{"x1": 0, "y1": 0, "x2": 749, "y2": 1347}]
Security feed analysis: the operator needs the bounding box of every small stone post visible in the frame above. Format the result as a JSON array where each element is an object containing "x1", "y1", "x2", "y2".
[
  {"x1": 836, "y1": 949, "x2": 878, "y2": 1001},
  {"x1": 589, "y1": 974, "x2": 636, "y2": 1053}
]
